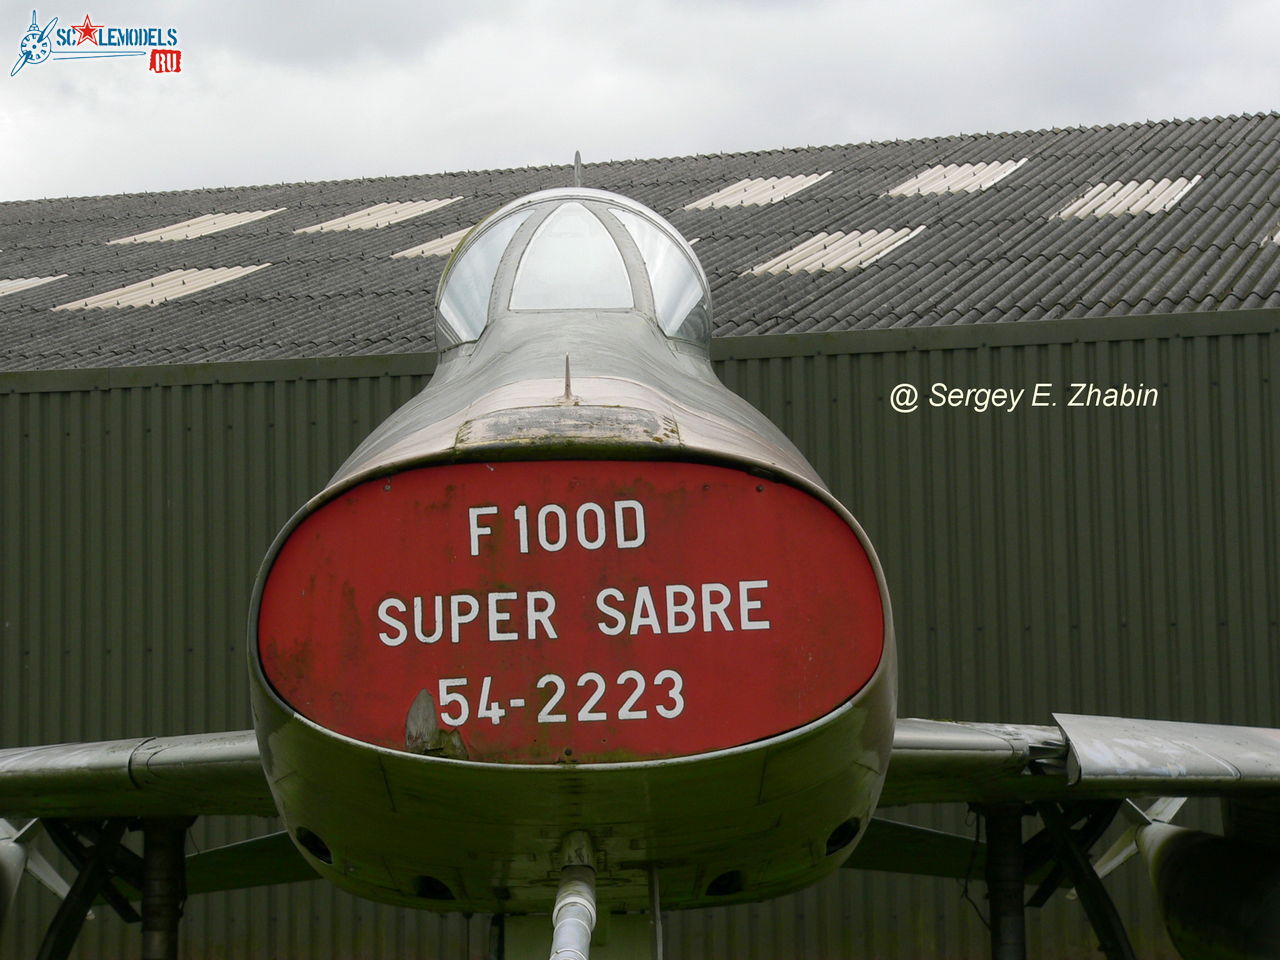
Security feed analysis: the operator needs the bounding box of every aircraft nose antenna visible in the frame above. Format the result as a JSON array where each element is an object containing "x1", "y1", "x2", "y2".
[{"x1": 559, "y1": 355, "x2": 579, "y2": 406}]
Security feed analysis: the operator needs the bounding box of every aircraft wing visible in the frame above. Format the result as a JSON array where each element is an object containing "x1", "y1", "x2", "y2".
[
  {"x1": 881, "y1": 713, "x2": 1280, "y2": 806},
  {"x1": 0, "y1": 731, "x2": 273, "y2": 818},
  {"x1": 5, "y1": 714, "x2": 1280, "y2": 818},
  {"x1": 2, "y1": 715, "x2": 1279, "y2": 909}
]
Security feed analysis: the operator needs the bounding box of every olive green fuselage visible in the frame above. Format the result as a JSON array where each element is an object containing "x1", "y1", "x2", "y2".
[{"x1": 248, "y1": 292, "x2": 897, "y2": 915}]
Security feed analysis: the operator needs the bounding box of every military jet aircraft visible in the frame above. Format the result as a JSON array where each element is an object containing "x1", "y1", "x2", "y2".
[{"x1": 2, "y1": 187, "x2": 1279, "y2": 960}]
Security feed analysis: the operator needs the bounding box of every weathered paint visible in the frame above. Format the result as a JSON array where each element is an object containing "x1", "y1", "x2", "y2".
[
  {"x1": 244, "y1": 194, "x2": 900, "y2": 915},
  {"x1": 258, "y1": 460, "x2": 882, "y2": 763}
]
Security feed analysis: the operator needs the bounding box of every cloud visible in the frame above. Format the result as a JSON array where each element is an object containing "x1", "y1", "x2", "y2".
[{"x1": 1, "y1": 0, "x2": 1278, "y2": 201}]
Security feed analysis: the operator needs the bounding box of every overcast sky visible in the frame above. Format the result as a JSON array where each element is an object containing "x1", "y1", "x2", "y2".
[{"x1": 1, "y1": 0, "x2": 1278, "y2": 202}]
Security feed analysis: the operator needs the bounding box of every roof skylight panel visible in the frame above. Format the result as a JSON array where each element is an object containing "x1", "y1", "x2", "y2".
[
  {"x1": 747, "y1": 226, "x2": 925, "y2": 275},
  {"x1": 295, "y1": 198, "x2": 462, "y2": 234},
  {"x1": 52, "y1": 265, "x2": 270, "y2": 310},
  {"x1": 887, "y1": 159, "x2": 1028, "y2": 196},
  {"x1": 108, "y1": 210, "x2": 285, "y2": 244},
  {"x1": 684, "y1": 173, "x2": 831, "y2": 211},
  {"x1": 391, "y1": 227, "x2": 472, "y2": 259},
  {"x1": 1055, "y1": 176, "x2": 1202, "y2": 218},
  {"x1": 0, "y1": 275, "x2": 66, "y2": 297}
]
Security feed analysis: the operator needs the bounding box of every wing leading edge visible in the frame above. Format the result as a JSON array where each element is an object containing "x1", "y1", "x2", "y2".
[
  {"x1": 2, "y1": 714, "x2": 1278, "y2": 818},
  {"x1": 0, "y1": 731, "x2": 272, "y2": 819},
  {"x1": 882, "y1": 713, "x2": 1280, "y2": 807},
  {"x1": 11, "y1": 714, "x2": 1262, "y2": 953}
]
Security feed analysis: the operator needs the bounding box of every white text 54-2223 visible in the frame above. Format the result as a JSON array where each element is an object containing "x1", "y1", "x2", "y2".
[{"x1": 436, "y1": 670, "x2": 684, "y2": 726}]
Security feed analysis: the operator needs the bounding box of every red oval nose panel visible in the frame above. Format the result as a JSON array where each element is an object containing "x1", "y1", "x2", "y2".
[{"x1": 257, "y1": 461, "x2": 883, "y2": 764}]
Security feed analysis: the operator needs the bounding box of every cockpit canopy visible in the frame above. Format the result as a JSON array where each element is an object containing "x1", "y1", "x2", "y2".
[{"x1": 434, "y1": 188, "x2": 712, "y2": 351}]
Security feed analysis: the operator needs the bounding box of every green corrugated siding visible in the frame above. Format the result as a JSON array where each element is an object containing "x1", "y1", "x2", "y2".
[{"x1": 1, "y1": 317, "x2": 1276, "y2": 958}]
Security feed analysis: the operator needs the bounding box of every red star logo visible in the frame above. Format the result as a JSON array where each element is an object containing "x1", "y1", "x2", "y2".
[{"x1": 72, "y1": 14, "x2": 102, "y2": 45}]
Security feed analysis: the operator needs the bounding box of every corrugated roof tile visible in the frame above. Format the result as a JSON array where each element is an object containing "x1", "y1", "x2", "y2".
[
  {"x1": 52, "y1": 265, "x2": 271, "y2": 310},
  {"x1": 390, "y1": 228, "x2": 472, "y2": 259},
  {"x1": 683, "y1": 173, "x2": 832, "y2": 210},
  {"x1": 746, "y1": 227, "x2": 926, "y2": 275},
  {"x1": 6, "y1": 112, "x2": 1280, "y2": 368},
  {"x1": 108, "y1": 210, "x2": 286, "y2": 244},
  {"x1": 886, "y1": 159, "x2": 1028, "y2": 196},
  {"x1": 1055, "y1": 176, "x2": 1202, "y2": 218},
  {"x1": 294, "y1": 198, "x2": 462, "y2": 233},
  {"x1": 0, "y1": 275, "x2": 66, "y2": 298}
]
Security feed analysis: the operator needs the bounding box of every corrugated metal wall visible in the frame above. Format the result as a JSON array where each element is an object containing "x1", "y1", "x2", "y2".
[{"x1": 2, "y1": 314, "x2": 1276, "y2": 958}]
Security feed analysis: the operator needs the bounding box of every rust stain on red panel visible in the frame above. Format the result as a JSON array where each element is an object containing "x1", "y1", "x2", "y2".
[{"x1": 257, "y1": 461, "x2": 883, "y2": 764}]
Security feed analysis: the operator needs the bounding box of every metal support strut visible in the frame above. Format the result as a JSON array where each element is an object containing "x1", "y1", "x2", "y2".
[
  {"x1": 648, "y1": 863, "x2": 663, "y2": 960},
  {"x1": 1034, "y1": 802, "x2": 1136, "y2": 960},
  {"x1": 37, "y1": 819, "x2": 133, "y2": 960},
  {"x1": 550, "y1": 832, "x2": 596, "y2": 960},
  {"x1": 550, "y1": 866, "x2": 596, "y2": 960},
  {"x1": 141, "y1": 817, "x2": 191, "y2": 960},
  {"x1": 980, "y1": 804, "x2": 1026, "y2": 960}
]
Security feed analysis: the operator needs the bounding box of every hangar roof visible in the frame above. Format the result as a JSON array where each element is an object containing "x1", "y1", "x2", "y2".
[{"x1": 3, "y1": 112, "x2": 1280, "y2": 371}]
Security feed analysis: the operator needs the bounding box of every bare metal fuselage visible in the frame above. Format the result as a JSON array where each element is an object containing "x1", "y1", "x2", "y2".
[{"x1": 248, "y1": 212, "x2": 896, "y2": 915}]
